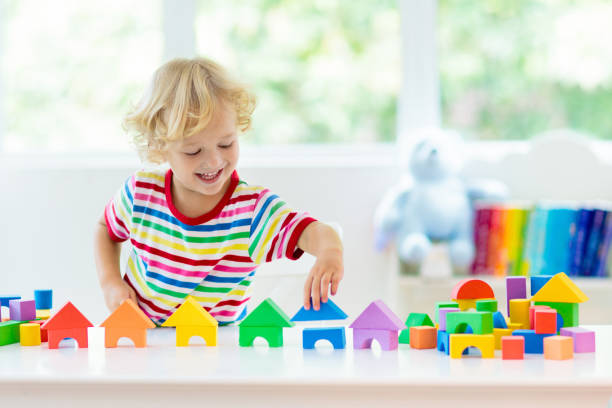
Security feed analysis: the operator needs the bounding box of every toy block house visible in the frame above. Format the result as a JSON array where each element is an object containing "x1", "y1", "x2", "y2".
[
  {"x1": 41, "y1": 301, "x2": 93, "y2": 349},
  {"x1": 451, "y1": 279, "x2": 496, "y2": 311},
  {"x1": 239, "y1": 298, "x2": 294, "y2": 347},
  {"x1": 291, "y1": 298, "x2": 348, "y2": 349},
  {"x1": 531, "y1": 272, "x2": 588, "y2": 328},
  {"x1": 100, "y1": 299, "x2": 155, "y2": 348},
  {"x1": 349, "y1": 299, "x2": 405, "y2": 351},
  {"x1": 161, "y1": 296, "x2": 218, "y2": 347}
]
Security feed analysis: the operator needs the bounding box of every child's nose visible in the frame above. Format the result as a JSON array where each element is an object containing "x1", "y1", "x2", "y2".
[{"x1": 202, "y1": 150, "x2": 222, "y2": 168}]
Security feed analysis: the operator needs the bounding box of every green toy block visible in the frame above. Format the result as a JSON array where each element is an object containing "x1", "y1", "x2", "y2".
[
  {"x1": 239, "y1": 326, "x2": 284, "y2": 347},
  {"x1": 446, "y1": 311, "x2": 493, "y2": 334},
  {"x1": 398, "y1": 313, "x2": 434, "y2": 344},
  {"x1": 434, "y1": 302, "x2": 459, "y2": 323},
  {"x1": 239, "y1": 298, "x2": 294, "y2": 328},
  {"x1": 0, "y1": 321, "x2": 26, "y2": 346},
  {"x1": 534, "y1": 301, "x2": 578, "y2": 328},
  {"x1": 476, "y1": 299, "x2": 498, "y2": 313}
]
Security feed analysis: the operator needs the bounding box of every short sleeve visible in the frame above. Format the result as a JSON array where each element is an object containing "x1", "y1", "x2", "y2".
[
  {"x1": 104, "y1": 174, "x2": 136, "y2": 242},
  {"x1": 248, "y1": 188, "x2": 317, "y2": 265}
]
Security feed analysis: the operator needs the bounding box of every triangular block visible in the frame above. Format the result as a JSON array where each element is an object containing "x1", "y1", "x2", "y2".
[
  {"x1": 239, "y1": 298, "x2": 294, "y2": 328},
  {"x1": 162, "y1": 296, "x2": 218, "y2": 327},
  {"x1": 291, "y1": 298, "x2": 348, "y2": 321},
  {"x1": 41, "y1": 301, "x2": 93, "y2": 330},
  {"x1": 349, "y1": 300, "x2": 405, "y2": 330},
  {"x1": 531, "y1": 272, "x2": 588, "y2": 303},
  {"x1": 100, "y1": 299, "x2": 155, "y2": 329}
]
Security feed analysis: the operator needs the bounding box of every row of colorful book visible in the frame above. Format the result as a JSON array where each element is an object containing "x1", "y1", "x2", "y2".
[{"x1": 471, "y1": 203, "x2": 612, "y2": 277}]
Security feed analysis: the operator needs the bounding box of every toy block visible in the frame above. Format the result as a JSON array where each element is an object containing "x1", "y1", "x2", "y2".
[
  {"x1": 509, "y1": 299, "x2": 530, "y2": 329},
  {"x1": 451, "y1": 279, "x2": 495, "y2": 300},
  {"x1": 476, "y1": 299, "x2": 497, "y2": 313},
  {"x1": 240, "y1": 298, "x2": 294, "y2": 328},
  {"x1": 349, "y1": 299, "x2": 405, "y2": 331},
  {"x1": 502, "y1": 336, "x2": 524, "y2": 360},
  {"x1": 531, "y1": 272, "x2": 588, "y2": 303},
  {"x1": 438, "y1": 308, "x2": 461, "y2": 332},
  {"x1": 28, "y1": 320, "x2": 47, "y2": 342},
  {"x1": 409, "y1": 326, "x2": 437, "y2": 349},
  {"x1": 9, "y1": 299, "x2": 36, "y2": 321},
  {"x1": 175, "y1": 326, "x2": 217, "y2": 347},
  {"x1": 302, "y1": 327, "x2": 345, "y2": 349},
  {"x1": 446, "y1": 311, "x2": 493, "y2": 334},
  {"x1": 398, "y1": 312, "x2": 434, "y2": 344},
  {"x1": 0, "y1": 321, "x2": 25, "y2": 346},
  {"x1": 239, "y1": 326, "x2": 284, "y2": 347},
  {"x1": 529, "y1": 305, "x2": 550, "y2": 329},
  {"x1": 437, "y1": 330, "x2": 468, "y2": 355},
  {"x1": 352, "y1": 328, "x2": 400, "y2": 351},
  {"x1": 506, "y1": 276, "x2": 527, "y2": 315},
  {"x1": 102, "y1": 299, "x2": 156, "y2": 348},
  {"x1": 493, "y1": 328, "x2": 513, "y2": 350},
  {"x1": 544, "y1": 336, "x2": 574, "y2": 360},
  {"x1": 36, "y1": 309, "x2": 51, "y2": 320},
  {"x1": 534, "y1": 309, "x2": 557, "y2": 334},
  {"x1": 530, "y1": 275, "x2": 553, "y2": 296},
  {"x1": 560, "y1": 327, "x2": 595, "y2": 353},
  {"x1": 34, "y1": 289, "x2": 53, "y2": 310},
  {"x1": 291, "y1": 298, "x2": 348, "y2": 321},
  {"x1": 534, "y1": 301, "x2": 578, "y2": 327},
  {"x1": 41, "y1": 301, "x2": 93, "y2": 349},
  {"x1": 452, "y1": 298, "x2": 494, "y2": 311},
  {"x1": 507, "y1": 322, "x2": 523, "y2": 331},
  {"x1": 434, "y1": 302, "x2": 459, "y2": 323},
  {"x1": 163, "y1": 296, "x2": 218, "y2": 328},
  {"x1": 0, "y1": 295, "x2": 21, "y2": 307},
  {"x1": 449, "y1": 334, "x2": 495, "y2": 358},
  {"x1": 493, "y1": 311, "x2": 508, "y2": 329},
  {"x1": 20, "y1": 323, "x2": 41, "y2": 346},
  {"x1": 513, "y1": 329, "x2": 554, "y2": 354}
]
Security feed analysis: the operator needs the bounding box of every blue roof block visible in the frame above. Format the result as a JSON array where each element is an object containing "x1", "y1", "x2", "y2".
[{"x1": 291, "y1": 298, "x2": 348, "y2": 321}]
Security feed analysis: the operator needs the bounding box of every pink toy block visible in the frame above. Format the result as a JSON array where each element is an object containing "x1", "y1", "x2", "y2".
[
  {"x1": 9, "y1": 299, "x2": 36, "y2": 321},
  {"x1": 560, "y1": 327, "x2": 595, "y2": 353},
  {"x1": 502, "y1": 335, "x2": 524, "y2": 360},
  {"x1": 534, "y1": 309, "x2": 557, "y2": 334},
  {"x1": 438, "y1": 307, "x2": 461, "y2": 332},
  {"x1": 353, "y1": 329, "x2": 399, "y2": 351},
  {"x1": 529, "y1": 305, "x2": 550, "y2": 329}
]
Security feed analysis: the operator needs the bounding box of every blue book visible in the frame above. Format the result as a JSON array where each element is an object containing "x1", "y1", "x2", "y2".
[
  {"x1": 523, "y1": 206, "x2": 548, "y2": 275},
  {"x1": 540, "y1": 208, "x2": 577, "y2": 276},
  {"x1": 568, "y1": 208, "x2": 595, "y2": 276},
  {"x1": 594, "y1": 212, "x2": 612, "y2": 277},
  {"x1": 581, "y1": 208, "x2": 607, "y2": 276}
]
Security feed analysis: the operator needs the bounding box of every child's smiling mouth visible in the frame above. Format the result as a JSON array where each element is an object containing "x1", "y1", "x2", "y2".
[{"x1": 195, "y1": 168, "x2": 223, "y2": 184}]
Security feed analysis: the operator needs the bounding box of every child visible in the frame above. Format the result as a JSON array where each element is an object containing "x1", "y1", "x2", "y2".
[{"x1": 93, "y1": 57, "x2": 344, "y2": 325}]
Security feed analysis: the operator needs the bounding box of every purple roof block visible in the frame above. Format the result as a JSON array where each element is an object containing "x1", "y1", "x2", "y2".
[{"x1": 349, "y1": 299, "x2": 405, "y2": 330}]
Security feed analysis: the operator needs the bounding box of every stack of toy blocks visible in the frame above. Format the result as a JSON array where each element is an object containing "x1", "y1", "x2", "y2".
[
  {"x1": 398, "y1": 312, "x2": 434, "y2": 345},
  {"x1": 291, "y1": 298, "x2": 348, "y2": 350},
  {"x1": 161, "y1": 296, "x2": 218, "y2": 347},
  {"x1": 101, "y1": 299, "x2": 156, "y2": 348},
  {"x1": 41, "y1": 301, "x2": 93, "y2": 349},
  {"x1": 239, "y1": 298, "x2": 294, "y2": 347},
  {"x1": 349, "y1": 299, "x2": 405, "y2": 351}
]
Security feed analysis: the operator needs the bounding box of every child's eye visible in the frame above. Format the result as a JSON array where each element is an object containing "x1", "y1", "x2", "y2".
[
  {"x1": 185, "y1": 149, "x2": 201, "y2": 156},
  {"x1": 219, "y1": 142, "x2": 234, "y2": 149}
]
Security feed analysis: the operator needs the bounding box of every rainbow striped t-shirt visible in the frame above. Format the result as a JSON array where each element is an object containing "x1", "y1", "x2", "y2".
[{"x1": 104, "y1": 168, "x2": 316, "y2": 325}]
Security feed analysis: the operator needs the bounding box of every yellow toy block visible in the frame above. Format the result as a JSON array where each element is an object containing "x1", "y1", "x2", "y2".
[
  {"x1": 162, "y1": 296, "x2": 218, "y2": 347},
  {"x1": 36, "y1": 309, "x2": 51, "y2": 320},
  {"x1": 175, "y1": 326, "x2": 217, "y2": 347},
  {"x1": 19, "y1": 323, "x2": 41, "y2": 346},
  {"x1": 449, "y1": 334, "x2": 495, "y2": 358},
  {"x1": 531, "y1": 272, "x2": 589, "y2": 303},
  {"x1": 508, "y1": 322, "x2": 523, "y2": 331},
  {"x1": 493, "y1": 328, "x2": 513, "y2": 350},
  {"x1": 509, "y1": 299, "x2": 530, "y2": 329},
  {"x1": 452, "y1": 298, "x2": 495, "y2": 311}
]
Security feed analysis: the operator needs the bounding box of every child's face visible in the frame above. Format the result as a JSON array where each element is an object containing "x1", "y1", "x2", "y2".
[{"x1": 163, "y1": 105, "x2": 239, "y2": 199}]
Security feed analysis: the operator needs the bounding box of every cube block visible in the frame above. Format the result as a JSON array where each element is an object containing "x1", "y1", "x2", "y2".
[
  {"x1": 560, "y1": 327, "x2": 595, "y2": 353},
  {"x1": 534, "y1": 309, "x2": 557, "y2": 334},
  {"x1": 410, "y1": 326, "x2": 437, "y2": 349},
  {"x1": 502, "y1": 335, "x2": 524, "y2": 360},
  {"x1": 544, "y1": 335, "x2": 574, "y2": 360}
]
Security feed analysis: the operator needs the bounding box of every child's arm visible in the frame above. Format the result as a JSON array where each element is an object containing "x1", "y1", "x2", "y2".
[
  {"x1": 94, "y1": 214, "x2": 137, "y2": 311},
  {"x1": 297, "y1": 221, "x2": 344, "y2": 311}
]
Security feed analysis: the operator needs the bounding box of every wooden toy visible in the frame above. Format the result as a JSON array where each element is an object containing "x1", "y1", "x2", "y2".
[
  {"x1": 476, "y1": 299, "x2": 498, "y2": 313},
  {"x1": 445, "y1": 311, "x2": 493, "y2": 334},
  {"x1": 506, "y1": 276, "x2": 527, "y2": 315},
  {"x1": 349, "y1": 299, "x2": 405, "y2": 351},
  {"x1": 434, "y1": 301, "x2": 459, "y2": 323},
  {"x1": 19, "y1": 323, "x2": 41, "y2": 346},
  {"x1": 398, "y1": 312, "x2": 434, "y2": 344},
  {"x1": 409, "y1": 326, "x2": 437, "y2": 349},
  {"x1": 36, "y1": 309, "x2": 51, "y2": 320},
  {"x1": 449, "y1": 334, "x2": 495, "y2": 358},
  {"x1": 0, "y1": 321, "x2": 24, "y2": 346},
  {"x1": 451, "y1": 279, "x2": 495, "y2": 300},
  {"x1": 493, "y1": 311, "x2": 508, "y2": 329},
  {"x1": 290, "y1": 298, "x2": 348, "y2": 321},
  {"x1": 534, "y1": 309, "x2": 557, "y2": 334},
  {"x1": 101, "y1": 299, "x2": 156, "y2": 348},
  {"x1": 0, "y1": 295, "x2": 21, "y2": 307},
  {"x1": 502, "y1": 335, "x2": 524, "y2": 360},
  {"x1": 534, "y1": 301, "x2": 577, "y2": 327},
  {"x1": 437, "y1": 308, "x2": 461, "y2": 332},
  {"x1": 239, "y1": 298, "x2": 294, "y2": 347},
  {"x1": 28, "y1": 320, "x2": 48, "y2": 342},
  {"x1": 529, "y1": 305, "x2": 550, "y2": 329},
  {"x1": 34, "y1": 289, "x2": 53, "y2": 310},
  {"x1": 530, "y1": 272, "x2": 589, "y2": 303},
  {"x1": 9, "y1": 299, "x2": 36, "y2": 321},
  {"x1": 544, "y1": 336, "x2": 574, "y2": 360},
  {"x1": 509, "y1": 299, "x2": 530, "y2": 329},
  {"x1": 302, "y1": 327, "x2": 346, "y2": 349},
  {"x1": 560, "y1": 327, "x2": 595, "y2": 353},
  {"x1": 41, "y1": 301, "x2": 93, "y2": 349},
  {"x1": 512, "y1": 329, "x2": 553, "y2": 354},
  {"x1": 493, "y1": 328, "x2": 513, "y2": 350},
  {"x1": 530, "y1": 275, "x2": 553, "y2": 296}
]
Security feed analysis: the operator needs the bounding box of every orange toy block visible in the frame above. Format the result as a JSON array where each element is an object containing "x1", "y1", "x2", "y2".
[
  {"x1": 100, "y1": 299, "x2": 156, "y2": 348},
  {"x1": 534, "y1": 309, "x2": 557, "y2": 334},
  {"x1": 502, "y1": 335, "x2": 524, "y2": 360},
  {"x1": 544, "y1": 336, "x2": 574, "y2": 360},
  {"x1": 409, "y1": 326, "x2": 437, "y2": 349},
  {"x1": 451, "y1": 279, "x2": 495, "y2": 300}
]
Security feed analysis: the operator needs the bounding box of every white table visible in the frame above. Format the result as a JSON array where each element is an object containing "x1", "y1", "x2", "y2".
[{"x1": 1, "y1": 325, "x2": 611, "y2": 408}]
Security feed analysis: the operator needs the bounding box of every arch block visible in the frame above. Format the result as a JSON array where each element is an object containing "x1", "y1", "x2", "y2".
[
  {"x1": 450, "y1": 334, "x2": 495, "y2": 359},
  {"x1": 446, "y1": 311, "x2": 493, "y2": 335},
  {"x1": 239, "y1": 326, "x2": 283, "y2": 347},
  {"x1": 302, "y1": 327, "x2": 345, "y2": 349}
]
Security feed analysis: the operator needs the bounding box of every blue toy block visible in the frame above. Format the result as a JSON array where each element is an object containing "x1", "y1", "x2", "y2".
[
  {"x1": 493, "y1": 311, "x2": 508, "y2": 329},
  {"x1": 530, "y1": 275, "x2": 553, "y2": 296},
  {"x1": 0, "y1": 296, "x2": 21, "y2": 308},
  {"x1": 302, "y1": 327, "x2": 346, "y2": 349},
  {"x1": 437, "y1": 331, "x2": 468, "y2": 355},
  {"x1": 291, "y1": 298, "x2": 348, "y2": 321},
  {"x1": 34, "y1": 290, "x2": 53, "y2": 310},
  {"x1": 513, "y1": 329, "x2": 554, "y2": 354}
]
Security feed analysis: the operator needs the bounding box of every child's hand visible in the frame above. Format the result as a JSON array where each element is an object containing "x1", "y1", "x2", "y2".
[
  {"x1": 102, "y1": 277, "x2": 137, "y2": 312},
  {"x1": 303, "y1": 248, "x2": 344, "y2": 311}
]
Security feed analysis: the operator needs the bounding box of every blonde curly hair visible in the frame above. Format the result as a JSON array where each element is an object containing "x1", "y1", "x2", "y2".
[{"x1": 123, "y1": 57, "x2": 256, "y2": 164}]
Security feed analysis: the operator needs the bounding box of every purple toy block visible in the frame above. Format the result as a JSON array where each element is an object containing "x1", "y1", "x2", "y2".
[
  {"x1": 9, "y1": 299, "x2": 36, "y2": 321},
  {"x1": 560, "y1": 327, "x2": 596, "y2": 353},
  {"x1": 506, "y1": 276, "x2": 527, "y2": 315},
  {"x1": 353, "y1": 328, "x2": 399, "y2": 351},
  {"x1": 349, "y1": 300, "x2": 405, "y2": 331},
  {"x1": 438, "y1": 307, "x2": 461, "y2": 332}
]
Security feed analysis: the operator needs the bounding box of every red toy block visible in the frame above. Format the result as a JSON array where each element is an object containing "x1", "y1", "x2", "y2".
[
  {"x1": 535, "y1": 309, "x2": 557, "y2": 334},
  {"x1": 502, "y1": 335, "x2": 524, "y2": 360},
  {"x1": 29, "y1": 320, "x2": 48, "y2": 342},
  {"x1": 529, "y1": 305, "x2": 550, "y2": 329},
  {"x1": 409, "y1": 326, "x2": 437, "y2": 349},
  {"x1": 41, "y1": 301, "x2": 93, "y2": 349},
  {"x1": 451, "y1": 279, "x2": 495, "y2": 300}
]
